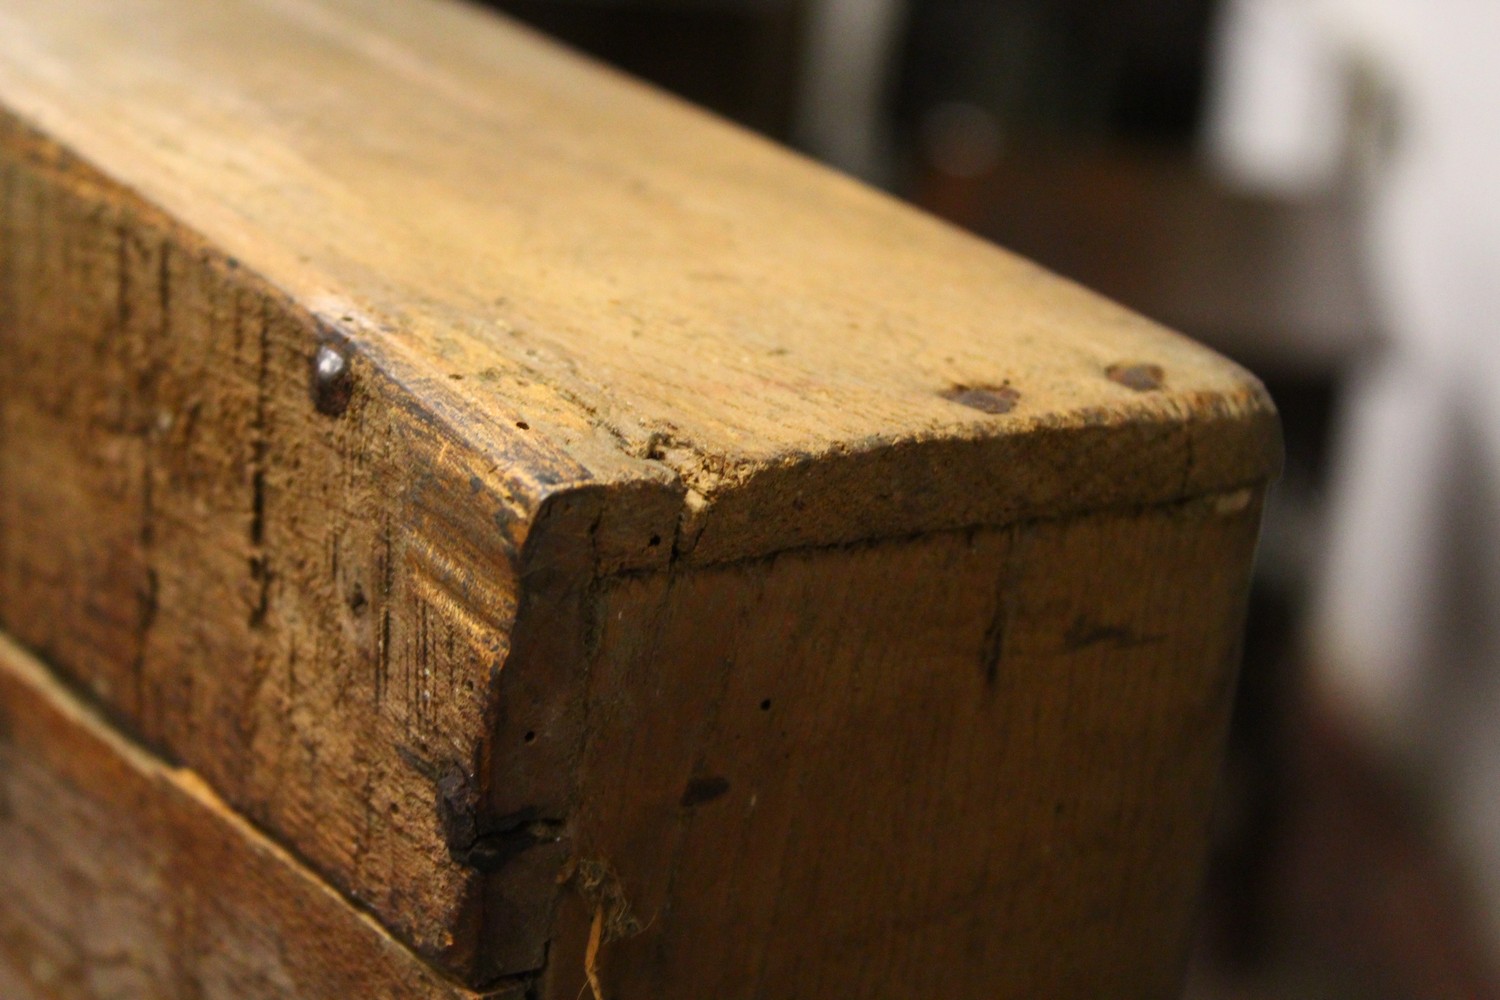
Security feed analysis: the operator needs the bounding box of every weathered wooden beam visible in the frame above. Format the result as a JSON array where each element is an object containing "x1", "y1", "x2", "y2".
[{"x1": 0, "y1": 0, "x2": 1279, "y2": 996}]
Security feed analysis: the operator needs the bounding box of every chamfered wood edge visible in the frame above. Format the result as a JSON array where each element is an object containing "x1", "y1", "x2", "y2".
[
  {"x1": 0, "y1": 103, "x2": 1281, "y2": 579},
  {"x1": 0, "y1": 627, "x2": 530, "y2": 1000}
]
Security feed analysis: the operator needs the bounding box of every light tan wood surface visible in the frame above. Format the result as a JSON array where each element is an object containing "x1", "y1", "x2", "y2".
[
  {"x1": 0, "y1": 0, "x2": 1280, "y2": 994},
  {"x1": 0, "y1": 632, "x2": 521, "y2": 1000},
  {"x1": 0, "y1": 0, "x2": 1276, "y2": 562}
]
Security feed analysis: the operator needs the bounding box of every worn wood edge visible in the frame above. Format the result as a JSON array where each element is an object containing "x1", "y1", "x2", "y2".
[
  {"x1": 667, "y1": 390, "x2": 1280, "y2": 565},
  {"x1": 221, "y1": 260, "x2": 1286, "y2": 572},
  {"x1": 0, "y1": 628, "x2": 529, "y2": 1000},
  {"x1": 0, "y1": 0, "x2": 1281, "y2": 516},
  {"x1": 0, "y1": 100, "x2": 1280, "y2": 576}
]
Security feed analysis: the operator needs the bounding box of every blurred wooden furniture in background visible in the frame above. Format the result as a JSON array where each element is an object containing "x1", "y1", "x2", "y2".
[{"x1": 0, "y1": 1, "x2": 1277, "y2": 997}]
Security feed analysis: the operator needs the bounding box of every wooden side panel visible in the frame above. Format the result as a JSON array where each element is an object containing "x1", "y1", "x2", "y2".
[
  {"x1": 541, "y1": 493, "x2": 1262, "y2": 1000},
  {"x1": 0, "y1": 632, "x2": 525, "y2": 1000},
  {"x1": 0, "y1": 119, "x2": 579, "y2": 979}
]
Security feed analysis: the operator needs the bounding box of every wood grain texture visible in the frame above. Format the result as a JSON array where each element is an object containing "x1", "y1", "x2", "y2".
[
  {"x1": 541, "y1": 492, "x2": 1264, "y2": 1000},
  {"x1": 0, "y1": 119, "x2": 584, "y2": 978},
  {"x1": 0, "y1": 631, "x2": 524, "y2": 1000},
  {"x1": 0, "y1": 0, "x2": 1281, "y2": 992},
  {"x1": 0, "y1": 0, "x2": 1278, "y2": 563}
]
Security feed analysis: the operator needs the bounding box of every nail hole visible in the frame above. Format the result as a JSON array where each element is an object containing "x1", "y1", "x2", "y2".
[
  {"x1": 760, "y1": 698, "x2": 772, "y2": 711},
  {"x1": 1106, "y1": 363, "x2": 1165, "y2": 392},
  {"x1": 648, "y1": 534, "x2": 662, "y2": 548},
  {"x1": 940, "y1": 383, "x2": 1018, "y2": 415},
  {"x1": 523, "y1": 730, "x2": 536, "y2": 744}
]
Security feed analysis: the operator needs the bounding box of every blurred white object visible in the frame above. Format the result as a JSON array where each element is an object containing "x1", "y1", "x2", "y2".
[
  {"x1": 1204, "y1": 0, "x2": 1349, "y2": 193},
  {"x1": 1209, "y1": 0, "x2": 1500, "y2": 953}
]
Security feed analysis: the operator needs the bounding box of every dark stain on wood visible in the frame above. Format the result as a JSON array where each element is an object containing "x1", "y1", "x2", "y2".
[
  {"x1": 1106, "y1": 363, "x2": 1165, "y2": 392},
  {"x1": 679, "y1": 775, "x2": 731, "y2": 808},
  {"x1": 941, "y1": 383, "x2": 1020, "y2": 415}
]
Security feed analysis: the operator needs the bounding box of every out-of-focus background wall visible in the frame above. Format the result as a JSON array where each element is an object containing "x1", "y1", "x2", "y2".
[{"x1": 476, "y1": 2, "x2": 1500, "y2": 996}]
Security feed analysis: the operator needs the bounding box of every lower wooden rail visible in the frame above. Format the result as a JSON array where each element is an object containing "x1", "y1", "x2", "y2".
[{"x1": 0, "y1": 632, "x2": 517, "y2": 1000}]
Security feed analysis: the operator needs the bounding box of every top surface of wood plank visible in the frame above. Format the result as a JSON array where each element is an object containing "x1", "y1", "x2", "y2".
[{"x1": 0, "y1": 0, "x2": 1277, "y2": 562}]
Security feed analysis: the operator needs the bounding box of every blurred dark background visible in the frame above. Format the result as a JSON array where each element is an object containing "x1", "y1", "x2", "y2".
[{"x1": 474, "y1": 2, "x2": 1500, "y2": 997}]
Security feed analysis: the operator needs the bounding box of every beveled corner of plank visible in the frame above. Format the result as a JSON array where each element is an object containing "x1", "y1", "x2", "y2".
[{"x1": 0, "y1": 0, "x2": 1278, "y2": 574}]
